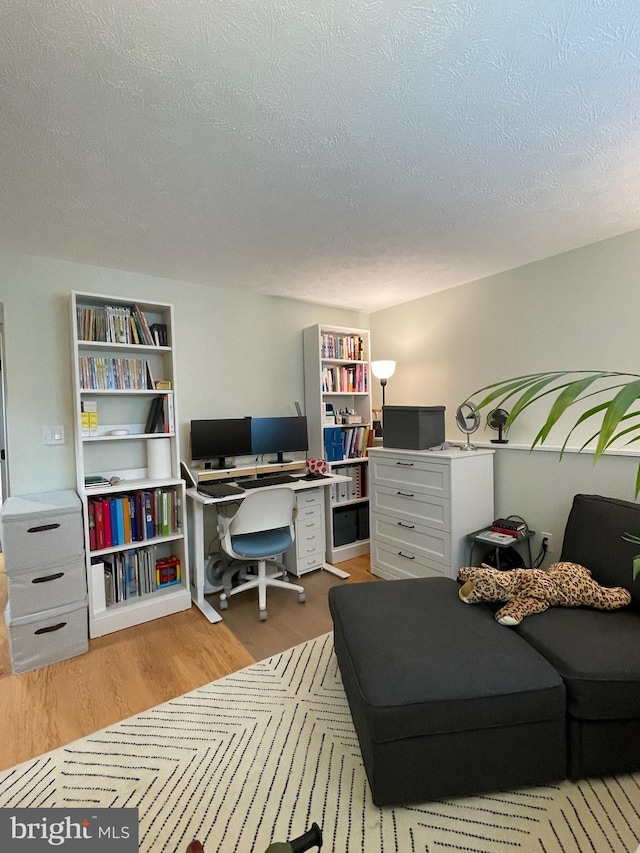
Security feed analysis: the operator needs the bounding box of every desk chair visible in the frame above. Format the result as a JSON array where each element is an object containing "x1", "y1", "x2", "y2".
[{"x1": 217, "y1": 487, "x2": 305, "y2": 621}]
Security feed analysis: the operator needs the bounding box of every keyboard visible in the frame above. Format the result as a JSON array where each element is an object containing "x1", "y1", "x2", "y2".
[
  {"x1": 239, "y1": 474, "x2": 298, "y2": 490},
  {"x1": 197, "y1": 482, "x2": 245, "y2": 498}
]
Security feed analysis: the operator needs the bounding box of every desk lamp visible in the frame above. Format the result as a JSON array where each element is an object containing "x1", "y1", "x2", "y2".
[{"x1": 371, "y1": 360, "x2": 396, "y2": 436}]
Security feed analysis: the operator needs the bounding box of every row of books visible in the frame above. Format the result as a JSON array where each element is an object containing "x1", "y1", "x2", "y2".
[
  {"x1": 331, "y1": 463, "x2": 368, "y2": 503},
  {"x1": 98, "y1": 549, "x2": 182, "y2": 606},
  {"x1": 79, "y1": 356, "x2": 155, "y2": 390},
  {"x1": 324, "y1": 425, "x2": 371, "y2": 462},
  {"x1": 76, "y1": 303, "x2": 165, "y2": 347},
  {"x1": 321, "y1": 333, "x2": 366, "y2": 361},
  {"x1": 322, "y1": 364, "x2": 368, "y2": 393},
  {"x1": 88, "y1": 487, "x2": 182, "y2": 552}
]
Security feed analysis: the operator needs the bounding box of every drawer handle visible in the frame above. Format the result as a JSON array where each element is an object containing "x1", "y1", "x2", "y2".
[
  {"x1": 34, "y1": 622, "x2": 67, "y2": 635},
  {"x1": 397, "y1": 491, "x2": 415, "y2": 497},
  {"x1": 32, "y1": 572, "x2": 65, "y2": 584},
  {"x1": 398, "y1": 551, "x2": 416, "y2": 560},
  {"x1": 27, "y1": 523, "x2": 61, "y2": 533},
  {"x1": 396, "y1": 461, "x2": 414, "y2": 467},
  {"x1": 397, "y1": 521, "x2": 415, "y2": 529}
]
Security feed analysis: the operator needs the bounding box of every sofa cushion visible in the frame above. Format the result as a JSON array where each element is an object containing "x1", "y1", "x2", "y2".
[
  {"x1": 329, "y1": 578, "x2": 565, "y2": 744},
  {"x1": 516, "y1": 606, "x2": 640, "y2": 720},
  {"x1": 561, "y1": 494, "x2": 640, "y2": 607}
]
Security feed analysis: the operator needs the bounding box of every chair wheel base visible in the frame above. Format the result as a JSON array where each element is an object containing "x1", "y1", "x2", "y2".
[
  {"x1": 298, "y1": 592, "x2": 306, "y2": 603},
  {"x1": 259, "y1": 609, "x2": 267, "y2": 621},
  {"x1": 219, "y1": 596, "x2": 229, "y2": 610}
]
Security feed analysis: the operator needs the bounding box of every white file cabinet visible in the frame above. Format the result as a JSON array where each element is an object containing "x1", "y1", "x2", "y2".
[
  {"x1": 1, "y1": 490, "x2": 88, "y2": 673},
  {"x1": 285, "y1": 488, "x2": 326, "y2": 576},
  {"x1": 368, "y1": 447, "x2": 494, "y2": 581}
]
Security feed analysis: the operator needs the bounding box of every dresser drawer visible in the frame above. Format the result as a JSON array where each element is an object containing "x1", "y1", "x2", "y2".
[
  {"x1": 296, "y1": 489, "x2": 323, "y2": 511},
  {"x1": 370, "y1": 541, "x2": 450, "y2": 580},
  {"x1": 369, "y1": 485, "x2": 450, "y2": 532},
  {"x1": 7, "y1": 556, "x2": 87, "y2": 618},
  {"x1": 296, "y1": 525, "x2": 324, "y2": 558},
  {"x1": 290, "y1": 551, "x2": 325, "y2": 575},
  {"x1": 370, "y1": 511, "x2": 450, "y2": 566},
  {"x1": 369, "y1": 455, "x2": 450, "y2": 497}
]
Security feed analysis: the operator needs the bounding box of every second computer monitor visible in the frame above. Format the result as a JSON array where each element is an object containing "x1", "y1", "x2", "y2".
[{"x1": 251, "y1": 416, "x2": 308, "y2": 464}]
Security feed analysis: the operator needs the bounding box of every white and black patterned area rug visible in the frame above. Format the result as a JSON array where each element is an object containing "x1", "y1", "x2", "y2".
[{"x1": 1, "y1": 632, "x2": 639, "y2": 852}]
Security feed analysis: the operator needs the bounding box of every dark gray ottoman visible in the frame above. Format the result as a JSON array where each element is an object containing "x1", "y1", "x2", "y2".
[{"x1": 329, "y1": 578, "x2": 567, "y2": 806}]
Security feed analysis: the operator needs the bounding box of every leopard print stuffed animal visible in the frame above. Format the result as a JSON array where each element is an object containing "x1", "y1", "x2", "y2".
[{"x1": 457, "y1": 562, "x2": 631, "y2": 626}]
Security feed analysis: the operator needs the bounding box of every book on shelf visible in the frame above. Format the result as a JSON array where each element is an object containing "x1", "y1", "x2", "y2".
[
  {"x1": 150, "y1": 323, "x2": 168, "y2": 346},
  {"x1": 133, "y1": 304, "x2": 155, "y2": 346},
  {"x1": 85, "y1": 475, "x2": 110, "y2": 489},
  {"x1": 144, "y1": 394, "x2": 174, "y2": 434},
  {"x1": 144, "y1": 396, "x2": 164, "y2": 433}
]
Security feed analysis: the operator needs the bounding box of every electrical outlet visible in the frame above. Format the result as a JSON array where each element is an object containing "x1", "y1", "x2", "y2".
[{"x1": 541, "y1": 531, "x2": 553, "y2": 553}]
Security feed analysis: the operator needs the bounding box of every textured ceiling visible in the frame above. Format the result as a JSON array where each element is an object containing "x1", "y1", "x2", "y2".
[{"x1": 1, "y1": 1, "x2": 640, "y2": 312}]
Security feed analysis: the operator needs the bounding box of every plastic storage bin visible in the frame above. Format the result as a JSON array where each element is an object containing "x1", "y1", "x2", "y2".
[
  {"x1": 5, "y1": 600, "x2": 89, "y2": 673},
  {"x1": 382, "y1": 406, "x2": 445, "y2": 450},
  {"x1": 6, "y1": 556, "x2": 87, "y2": 619},
  {"x1": 0, "y1": 490, "x2": 84, "y2": 568}
]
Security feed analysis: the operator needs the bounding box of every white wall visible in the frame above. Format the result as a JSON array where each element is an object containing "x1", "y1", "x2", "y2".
[
  {"x1": 370, "y1": 229, "x2": 640, "y2": 557},
  {"x1": 0, "y1": 250, "x2": 367, "y2": 495}
]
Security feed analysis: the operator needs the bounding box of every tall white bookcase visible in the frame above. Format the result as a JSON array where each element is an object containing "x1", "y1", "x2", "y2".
[
  {"x1": 303, "y1": 324, "x2": 372, "y2": 562},
  {"x1": 70, "y1": 292, "x2": 191, "y2": 638}
]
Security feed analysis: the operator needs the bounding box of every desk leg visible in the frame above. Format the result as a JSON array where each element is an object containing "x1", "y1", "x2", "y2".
[
  {"x1": 189, "y1": 499, "x2": 223, "y2": 624},
  {"x1": 321, "y1": 562, "x2": 350, "y2": 579}
]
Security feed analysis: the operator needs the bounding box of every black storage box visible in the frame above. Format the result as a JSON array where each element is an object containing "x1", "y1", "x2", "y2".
[
  {"x1": 356, "y1": 505, "x2": 370, "y2": 540},
  {"x1": 382, "y1": 406, "x2": 445, "y2": 450},
  {"x1": 334, "y1": 506, "x2": 357, "y2": 547}
]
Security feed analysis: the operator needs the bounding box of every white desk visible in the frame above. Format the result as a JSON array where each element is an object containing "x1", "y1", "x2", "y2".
[{"x1": 186, "y1": 473, "x2": 351, "y2": 624}]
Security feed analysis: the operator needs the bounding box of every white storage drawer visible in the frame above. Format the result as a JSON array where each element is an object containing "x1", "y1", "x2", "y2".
[
  {"x1": 369, "y1": 454, "x2": 450, "y2": 497},
  {"x1": 6, "y1": 556, "x2": 87, "y2": 618},
  {"x1": 369, "y1": 485, "x2": 451, "y2": 532},
  {"x1": 5, "y1": 600, "x2": 89, "y2": 674},
  {"x1": 371, "y1": 541, "x2": 449, "y2": 581},
  {"x1": 370, "y1": 511, "x2": 451, "y2": 566},
  {"x1": 296, "y1": 489, "x2": 323, "y2": 511},
  {"x1": 296, "y1": 525, "x2": 324, "y2": 559},
  {"x1": 1, "y1": 490, "x2": 83, "y2": 570}
]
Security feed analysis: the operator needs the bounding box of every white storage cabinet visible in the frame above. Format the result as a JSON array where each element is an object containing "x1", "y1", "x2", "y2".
[
  {"x1": 1, "y1": 489, "x2": 88, "y2": 673},
  {"x1": 368, "y1": 447, "x2": 494, "y2": 580},
  {"x1": 284, "y1": 487, "x2": 326, "y2": 576}
]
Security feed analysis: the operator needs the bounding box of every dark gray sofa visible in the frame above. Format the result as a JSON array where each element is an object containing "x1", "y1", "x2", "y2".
[{"x1": 328, "y1": 493, "x2": 640, "y2": 806}]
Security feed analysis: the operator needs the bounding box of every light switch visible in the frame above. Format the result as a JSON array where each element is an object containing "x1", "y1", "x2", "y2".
[{"x1": 42, "y1": 425, "x2": 66, "y2": 445}]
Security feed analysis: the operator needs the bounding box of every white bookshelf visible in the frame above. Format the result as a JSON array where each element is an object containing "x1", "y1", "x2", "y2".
[
  {"x1": 70, "y1": 291, "x2": 190, "y2": 638},
  {"x1": 303, "y1": 324, "x2": 372, "y2": 562}
]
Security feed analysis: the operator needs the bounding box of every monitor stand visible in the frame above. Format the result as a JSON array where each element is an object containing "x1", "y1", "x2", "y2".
[
  {"x1": 267, "y1": 452, "x2": 292, "y2": 464},
  {"x1": 206, "y1": 457, "x2": 236, "y2": 470}
]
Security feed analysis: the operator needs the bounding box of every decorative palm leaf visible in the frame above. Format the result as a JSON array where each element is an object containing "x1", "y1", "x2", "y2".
[{"x1": 464, "y1": 371, "x2": 640, "y2": 496}]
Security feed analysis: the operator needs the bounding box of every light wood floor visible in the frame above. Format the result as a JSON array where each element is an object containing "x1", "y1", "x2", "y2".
[{"x1": 0, "y1": 555, "x2": 377, "y2": 771}]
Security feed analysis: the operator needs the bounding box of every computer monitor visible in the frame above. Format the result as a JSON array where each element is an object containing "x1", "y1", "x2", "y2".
[
  {"x1": 251, "y1": 416, "x2": 308, "y2": 464},
  {"x1": 190, "y1": 418, "x2": 252, "y2": 469}
]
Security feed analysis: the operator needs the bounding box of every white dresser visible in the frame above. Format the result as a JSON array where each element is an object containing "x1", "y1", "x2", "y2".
[{"x1": 368, "y1": 447, "x2": 494, "y2": 581}]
